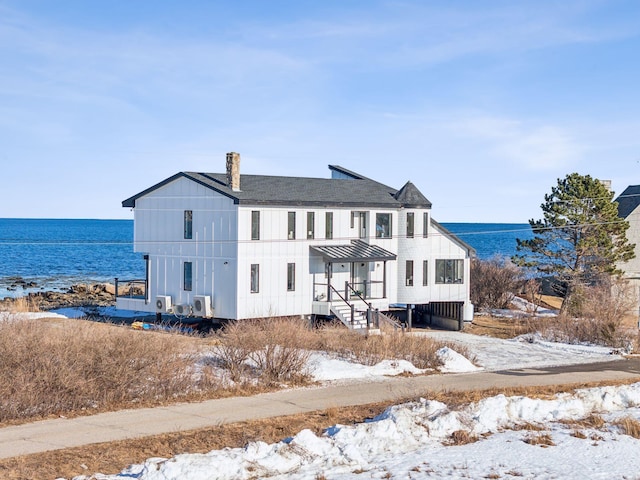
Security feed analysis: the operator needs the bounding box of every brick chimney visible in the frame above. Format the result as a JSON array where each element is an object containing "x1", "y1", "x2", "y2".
[{"x1": 226, "y1": 152, "x2": 241, "y2": 191}]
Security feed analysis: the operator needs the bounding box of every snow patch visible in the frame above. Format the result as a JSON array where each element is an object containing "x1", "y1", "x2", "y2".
[
  {"x1": 75, "y1": 382, "x2": 640, "y2": 480},
  {"x1": 437, "y1": 346, "x2": 482, "y2": 373}
]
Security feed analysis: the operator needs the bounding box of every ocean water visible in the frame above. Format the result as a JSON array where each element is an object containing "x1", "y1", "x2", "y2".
[
  {"x1": 0, "y1": 218, "x2": 143, "y2": 297},
  {"x1": 0, "y1": 219, "x2": 532, "y2": 298},
  {"x1": 441, "y1": 223, "x2": 533, "y2": 260}
]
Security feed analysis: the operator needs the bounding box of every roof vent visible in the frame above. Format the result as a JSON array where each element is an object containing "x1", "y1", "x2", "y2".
[{"x1": 226, "y1": 152, "x2": 241, "y2": 191}]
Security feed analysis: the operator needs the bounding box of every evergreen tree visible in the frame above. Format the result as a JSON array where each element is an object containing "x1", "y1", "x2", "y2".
[{"x1": 512, "y1": 173, "x2": 635, "y2": 311}]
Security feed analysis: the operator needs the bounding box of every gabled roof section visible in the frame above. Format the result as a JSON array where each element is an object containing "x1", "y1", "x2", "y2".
[
  {"x1": 615, "y1": 185, "x2": 640, "y2": 219},
  {"x1": 394, "y1": 181, "x2": 432, "y2": 208},
  {"x1": 431, "y1": 220, "x2": 476, "y2": 256}
]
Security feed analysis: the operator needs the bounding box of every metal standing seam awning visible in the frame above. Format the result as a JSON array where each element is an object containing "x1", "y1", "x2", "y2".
[{"x1": 310, "y1": 240, "x2": 397, "y2": 262}]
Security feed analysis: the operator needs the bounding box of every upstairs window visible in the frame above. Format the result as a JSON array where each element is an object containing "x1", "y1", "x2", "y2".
[
  {"x1": 435, "y1": 259, "x2": 464, "y2": 284},
  {"x1": 325, "y1": 212, "x2": 333, "y2": 239},
  {"x1": 251, "y1": 211, "x2": 260, "y2": 240},
  {"x1": 423, "y1": 212, "x2": 429, "y2": 237},
  {"x1": 307, "y1": 212, "x2": 315, "y2": 239},
  {"x1": 406, "y1": 212, "x2": 414, "y2": 238},
  {"x1": 184, "y1": 210, "x2": 193, "y2": 239},
  {"x1": 405, "y1": 260, "x2": 413, "y2": 286},
  {"x1": 376, "y1": 213, "x2": 392, "y2": 238},
  {"x1": 184, "y1": 262, "x2": 193, "y2": 291},
  {"x1": 287, "y1": 212, "x2": 296, "y2": 240}
]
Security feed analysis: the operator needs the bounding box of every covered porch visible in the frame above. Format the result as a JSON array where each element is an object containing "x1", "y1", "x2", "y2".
[{"x1": 310, "y1": 240, "x2": 396, "y2": 323}]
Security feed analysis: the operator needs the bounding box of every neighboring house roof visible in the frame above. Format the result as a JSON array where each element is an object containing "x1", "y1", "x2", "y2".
[
  {"x1": 616, "y1": 185, "x2": 640, "y2": 219},
  {"x1": 310, "y1": 240, "x2": 397, "y2": 263},
  {"x1": 122, "y1": 167, "x2": 430, "y2": 209}
]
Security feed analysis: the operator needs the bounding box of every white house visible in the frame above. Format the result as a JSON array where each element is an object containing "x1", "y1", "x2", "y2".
[
  {"x1": 116, "y1": 153, "x2": 475, "y2": 330},
  {"x1": 615, "y1": 185, "x2": 640, "y2": 314}
]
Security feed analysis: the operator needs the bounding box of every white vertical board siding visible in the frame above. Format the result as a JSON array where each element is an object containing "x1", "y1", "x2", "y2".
[
  {"x1": 236, "y1": 206, "x2": 397, "y2": 319},
  {"x1": 132, "y1": 177, "x2": 239, "y2": 319},
  {"x1": 396, "y1": 208, "x2": 430, "y2": 305},
  {"x1": 426, "y1": 221, "x2": 470, "y2": 303}
]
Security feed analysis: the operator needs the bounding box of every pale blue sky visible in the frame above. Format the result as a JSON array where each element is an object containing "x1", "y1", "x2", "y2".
[{"x1": 1, "y1": 0, "x2": 639, "y2": 222}]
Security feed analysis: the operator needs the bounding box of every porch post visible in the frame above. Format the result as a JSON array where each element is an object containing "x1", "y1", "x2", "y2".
[
  {"x1": 327, "y1": 262, "x2": 332, "y2": 302},
  {"x1": 383, "y1": 261, "x2": 387, "y2": 298}
]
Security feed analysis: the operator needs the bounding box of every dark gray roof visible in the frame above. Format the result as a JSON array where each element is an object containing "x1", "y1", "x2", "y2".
[
  {"x1": 394, "y1": 181, "x2": 432, "y2": 208},
  {"x1": 615, "y1": 185, "x2": 640, "y2": 219},
  {"x1": 123, "y1": 167, "x2": 416, "y2": 209},
  {"x1": 310, "y1": 240, "x2": 397, "y2": 262}
]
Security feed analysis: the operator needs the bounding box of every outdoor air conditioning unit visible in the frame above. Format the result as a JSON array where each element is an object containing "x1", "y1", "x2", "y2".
[
  {"x1": 174, "y1": 304, "x2": 192, "y2": 316},
  {"x1": 193, "y1": 295, "x2": 213, "y2": 317},
  {"x1": 155, "y1": 295, "x2": 173, "y2": 313}
]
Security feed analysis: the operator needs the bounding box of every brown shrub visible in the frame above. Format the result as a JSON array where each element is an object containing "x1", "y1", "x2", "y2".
[
  {"x1": 216, "y1": 318, "x2": 313, "y2": 385},
  {"x1": 471, "y1": 256, "x2": 524, "y2": 310}
]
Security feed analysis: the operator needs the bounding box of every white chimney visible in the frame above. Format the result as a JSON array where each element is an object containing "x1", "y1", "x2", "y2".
[{"x1": 226, "y1": 152, "x2": 240, "y2": 191}]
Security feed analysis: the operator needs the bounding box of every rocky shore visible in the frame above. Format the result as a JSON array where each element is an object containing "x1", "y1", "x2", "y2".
[{"x1": 0, "y1": 282, "x2": 117, "y2": 311}]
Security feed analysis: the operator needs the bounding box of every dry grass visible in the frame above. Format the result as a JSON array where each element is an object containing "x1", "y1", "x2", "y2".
[
  {"x1": 0, "y1": 316, "x2": 456, "y2": 425},
  {"x1": 512, "y1": 422, "x2": 546, "y2": 432},
  {"x1": 6, "y1": 296, "x2": 40, "y2": 313},
  {"x1": 0, "y1": 318, "x2": 221, "y2": 424},
  {"x1": 1, "y1": 379, "x2": 639, "y2": 480},
  {"x1": 614, "y1": 416, "x2": 640, "y2": 439},
  {"x1": 465, "y1": 316, "x2": 533, "y2": 339},
  {"x1": 522, "y1": 432, "x2": 555, "y2": 447},
  {"x1": 215, "y1": 318, "x2": 314, "y2": 385},
  {"x1": 444, "y1": 429, "x2": 478, "y2": 446},
  {"x1": 560, "y1": 414, "x2": 606, "y2": 431},
  {"x1": 312, "y1": 322, "x2": 469, "y2": 369},
  {"x1": 467, "y1": 313, "x2": 638, "y2": 350}
]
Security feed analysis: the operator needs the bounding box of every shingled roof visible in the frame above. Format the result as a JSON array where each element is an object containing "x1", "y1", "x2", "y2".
[
  {"x1": 122, "y1": 166, "x2": 431, "y2": 209},
  {"x1": 394, "y1": 181, "x2": 432, "y2": 208},
  {"x1": 616, "y1": 185, "x2": 640, "y2": 219}
]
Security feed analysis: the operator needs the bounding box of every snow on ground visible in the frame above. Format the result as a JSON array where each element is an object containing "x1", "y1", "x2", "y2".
[
  {"x1": 0, "y1": 311, "x2": 67, "y2": 321},
  {"x1": 308, "y1": 352, "x2": 429, "y2": 381},
  {"x1": 485, "y1": 295, "x2": 559, "y2": 318},
  {"x1": 436, "y1": 346, "x2": 483, "y2": 373},
  {"x1": 74, "y1": 382, "x2": 640, "y2": 480},
  {"x1": 419, "y1": 330, "x2": 620, "y2": 371},
  {"x1": 49, "y1": 306, "x2": 154, "y2": 319}
]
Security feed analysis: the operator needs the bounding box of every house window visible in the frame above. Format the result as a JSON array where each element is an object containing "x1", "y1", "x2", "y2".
[
  {"x1": 405, "y1": 260, "x2": 413, "y2": 286},
  {"x1": 358, "y1": 212, "x2": 367, "y2": 238},
  {"x1": 307, "y1": 212, "x2": 315, "y2": 239},
  {"x1": 287, "y1": 212, "x2": 296, "y2": 240},
  {"x1": 251, "y1": 211, "x2": 260, "y2": 240},
  {"x1": 406, "y1": 212, "x2": 414, "y2": 238},
  {"x1": 325, "y1": 212, "x2": 333, "y2": 239},
  {"x1": 184, "y1": 262, "x2": 192, "y2": 291},
  {"x1": 250, "y1": 264, "x2": 259, "y2": 293},
  {"x1": 423, "y1": 260, "x2": 428, "y2": 286},
  {"x1": 376, "y1": 213, "x2": 392, "y2": 238},
  {"x1": 287, "y1": 263, "x2": 295, "y2": 291},
  {"x1": 423, "y1": 212, "x2": 429, "y2": 238},
  {"x1": 184, "y1": 210, "x2": 193, "y2": 239},
  {"x1": 435, "y1": 259, "x2": 464, "y2": 284}
]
